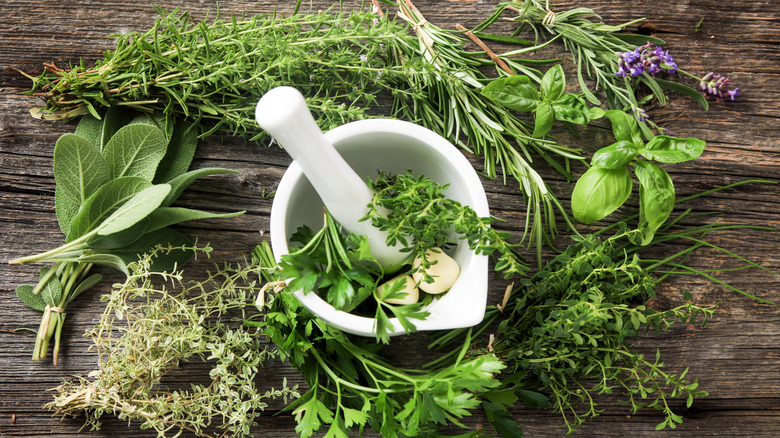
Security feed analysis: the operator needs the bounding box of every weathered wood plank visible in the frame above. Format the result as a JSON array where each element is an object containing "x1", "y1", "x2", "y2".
[{"x1": 1, "y1": 0, "x2": 778, "y2": 437}]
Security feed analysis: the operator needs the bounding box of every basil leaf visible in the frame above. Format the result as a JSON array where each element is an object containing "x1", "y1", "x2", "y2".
[
  {"x1": 551, "y1": 94, "x2": 590, "y2": 125},
  {"x1": 590, "y1": 141, "x2": 639, "y2": 169},
  {"x1": 634, "y1": 161, "x2": 675, "y2": 245},
  {"x1": 16, "y1": 284, "x2": 47, "y2": 312},
  {"x1": 540, "y1": 64, "x2": 566, "y2": 101},
  {"x1": 533, "y1": 101, "x2": 555, "y2": 137},
  {"x1": 95, "y1": 184, "x2": 171, "y2": 236},
  {"x1": 154, "y1": 120, "x2": 199, "y2": 183},
  {"x1": 68, "y1": 176, "x2": 152, "y2": 241},
  {"x1": 571, "y1": 166, "x2": 633, "y2": 223},
  {"x1": 162, "y1": 168, "x2": 238, "y2": 207},
  {"x1": 641, "y1": 135, "x2": 705, "y2": 163},
  {"x1": 604, "y1": 110, "x2": 641, "y2": 145},
  {"x1": 145, "y1": 207, "x2": 244, "y2": 233},
  {"x1": 53, "y1": 133, "x2": 110, "y2": 205},
  {"x1": 101, "y1": 124, "x2": 169, "y2": 180},
  {"x1": 481, "y1": 75, "x2": 539, "y2": 112}
]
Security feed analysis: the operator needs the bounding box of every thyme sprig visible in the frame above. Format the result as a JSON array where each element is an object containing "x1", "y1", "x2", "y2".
[{"x1": 46, "y1": 244, "x2": 298, "y2": 438}]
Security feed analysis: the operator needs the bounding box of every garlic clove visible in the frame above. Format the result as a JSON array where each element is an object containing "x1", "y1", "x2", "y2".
[
  {"x1": 376, "y1": 274, "x2": 419, "y2": 305},
  {"x1": 411, "y1": 248, "x2": 460, "y2": 294}
]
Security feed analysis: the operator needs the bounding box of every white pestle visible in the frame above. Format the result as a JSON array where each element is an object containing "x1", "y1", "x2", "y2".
[{"x1": 255, "y1": 86, "x2": 408, "y2": 268}]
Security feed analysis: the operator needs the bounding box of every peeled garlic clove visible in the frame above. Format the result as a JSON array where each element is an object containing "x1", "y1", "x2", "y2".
[
  {"x1": 376, "y1": 274, "x2": 419, "y2": 305},
  {"x1": 412, "y1": 248, "x2": 460, "y2": 294}
]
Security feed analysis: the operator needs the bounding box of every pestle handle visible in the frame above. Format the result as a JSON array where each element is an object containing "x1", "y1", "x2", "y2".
[{"x1": 256, "y1": 86, "x2": 407, "y2": 268}]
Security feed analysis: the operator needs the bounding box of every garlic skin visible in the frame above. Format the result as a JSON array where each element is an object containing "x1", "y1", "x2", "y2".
[
  {"x1": 376, "y1": 274, "x2": 419, "y2": 305},
  {"x1": 412, "y1": 248, "x2": 460, "y2": 294}
]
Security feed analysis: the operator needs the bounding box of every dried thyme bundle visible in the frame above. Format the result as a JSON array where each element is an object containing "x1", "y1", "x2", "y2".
[{"x1": 46, "y1": 245, "x2": 298, "y2": 437}]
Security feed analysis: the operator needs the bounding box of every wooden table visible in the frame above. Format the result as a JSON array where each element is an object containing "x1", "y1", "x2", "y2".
[{"x1": 1, "y1": 0, "x2": 778, "y2": 436}]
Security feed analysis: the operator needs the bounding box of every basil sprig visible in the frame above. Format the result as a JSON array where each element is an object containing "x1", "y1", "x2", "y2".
[
  {"x1": 571, "y1": 110, "x2": 705, "y2": 243},
  {"x1": 12, "y1": 109, "x2": 243, "y2": 363}
]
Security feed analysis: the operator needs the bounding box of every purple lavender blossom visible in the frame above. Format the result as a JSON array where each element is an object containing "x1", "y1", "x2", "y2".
[
  {"x1": 699, "y1": 72, "x2": 740, "y2": 101},
  {"x1": 615, "y1": 43, "x2": 677, "y2": 77},
  {"x1": 632, "y1": 105, "x2": 650, "y2": 122}
]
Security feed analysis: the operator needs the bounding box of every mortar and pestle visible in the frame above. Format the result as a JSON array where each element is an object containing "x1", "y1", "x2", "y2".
[{"x1": 256, "y1": 86, "x2": 489, "y2": 337}]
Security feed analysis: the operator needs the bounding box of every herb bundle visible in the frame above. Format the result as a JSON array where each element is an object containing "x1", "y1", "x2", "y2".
[
  {"x1": 11, "y1": 109, "x2": 241, "y2": 362},
  {"x1": 46, "y1": 245, "x2": 298, "y2": 437}
]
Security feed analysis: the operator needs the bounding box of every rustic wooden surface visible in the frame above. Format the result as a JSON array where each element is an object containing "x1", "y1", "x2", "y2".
[{"x1": 1, "y1": 0, "x2": 778, "y2": 437}]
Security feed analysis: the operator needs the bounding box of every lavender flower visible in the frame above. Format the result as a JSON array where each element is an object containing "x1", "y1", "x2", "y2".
[
  {"x1": 699, "y1": 72, "x2": 740, "y2": 101},
  {"x1": 615, "y1": 43, "x2": 677, "y2": 77}
]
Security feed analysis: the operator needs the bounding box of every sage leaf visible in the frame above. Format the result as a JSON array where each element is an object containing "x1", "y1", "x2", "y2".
[
  {"x1": 110, "y1": 227, "x2": 194, "y2": 272},
  {"x1": 67, "y1": 273, "x2": 103, "y2": 304},
  {"x1": 540, "y1": 64, "x2": 566, "y2": 101},
  {"x1": 481, "y1": 75, "x2": 539, "y2": 112},
  {"x1": 590, "y1": 141, "x2": 639, "y2": 169},
  {"x1": 162, "y1": 168, "x2": 239, "y2": 207},
  {"x1": 571, "y1": 166, "x2": 633, "y2": 223},
  {"x1": 154, "y1": 120, "x2": 199, "y2": 183},
  {"x1": 653, "y1": 77, "x2": 709, "y2": 111},
  {"x1": 74, "y1": 108, "x2": 132, "y2": 152},
  {"x1": 96, "y1": 184, "x2": 171, "y2": 236},
  {"x1": 552, "y1": 94, "x2": 590, "y2": 125},
  {"x1": 130, "y1": 111, "x2": 174, "y2": 141},
  {"x1": 77, "y1": 253, "x2": 130, "y2": 274},
  {"x1": 88, "y1": 217, "x2": 151, "y2": 249},
  {"x1": 634, "y1": 161, "x2": 675, "y2": 245},
  {"x1": 55, "y1": 185, "x2": 80, "y2": 235},
  {"x1": 533, "y1": 101, "x2": 555, "y2": 138},
  {"x1": 39, "y1": 267, "x2": 63, "y2": 307},
  {"x1": 641, "y1": 136, "x2": 705, "y2": 163},
  {"x1": 16, "y1": 284, "x2": 46, "y2": 312},
  {"x1": 101, "y1": 124, "x2": 168, "y2": 180},
  {"x1": 68, "y1": 176, "x2": 152, "y2": 241},
  {"x1": 146, "y1": 207, "x2": 244, "y2": 233},
  {"x1": 53, "y1": 133, "x2": 110, "y2": 204}
]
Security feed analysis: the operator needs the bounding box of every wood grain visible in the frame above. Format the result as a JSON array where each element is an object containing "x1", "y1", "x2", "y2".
[{"x1": 1, "y1": 0, "x2": 778, "y2": 437}]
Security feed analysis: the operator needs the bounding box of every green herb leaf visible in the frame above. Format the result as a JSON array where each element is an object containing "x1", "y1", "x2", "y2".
[
  {"x1": 67, "y1": 273, "x2": 103, "y2": 304},
  {"x1": 73, "y1": 108, "x2": 132, "y2": 152},
  {"x1": 153, "y1": 119, "x2": 198, "y2": 183},
  {"x1": 634, "y1": 161, "x2": 675, "y2": 245},
  {"x1": 604, "y1": 110, "x2": 641, "y2": 145},
  {"x1": 481, "y1": 75, "x2": 539, "y2": 112},
  {"x1": 38, "y1": 267, "x2": 63, "y2": 307},
  {"x1": 53, "y1": 133, "x2": 110, "y2": 205},
  {"x1": 161, "y1": 168, "x2": 239, "y2": 207},
  {"x1": 88, "y1": 217, "x2": 151, "y2": 249},
  {"x1": 641, "y1": 136, "x2": 705, "y2": 163},
  {"x1": 95, "y1": 184, "x2": 171, "y2": 236},
  {"x1": 109, "y1": 227, "x2": 194, "y2": 272},
  {"x1": 551, "y1": 94, "x2": 590, "y2": 125},
  {"x1": 16, "y1": 284, "x2": 46, "y2": 312},
  {"x1": 533, "y1": 101, "x2": 555, "y2": 137},
  {"x1": 101, "y1": 124, "x2": 168, "y2": 180},
  {"x1": 67, "y1": 176, "x2": 152, "y2": 240},
  {"x1": 54, "y1": 186, "x2": 81, "y2": 235},
  {"x1": 571, "y1": 166, "x2": 633, "y2": 223},
  {"x1": 145, "y1": 207, "x2": 244, "y2": 233},
  {"x1": 540, "y1": 64, "x2": 566, "y2": 101},
  {"x1": 590, "y1": 141, "x2": 639, "y2": 169}
]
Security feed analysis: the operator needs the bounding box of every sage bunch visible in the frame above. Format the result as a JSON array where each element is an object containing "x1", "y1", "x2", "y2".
[{"x1": 11, "y1": 109, "x2": 242, "y2": 362}]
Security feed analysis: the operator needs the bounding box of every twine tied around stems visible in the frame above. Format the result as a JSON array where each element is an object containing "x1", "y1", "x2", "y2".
[{"x1": 39, "y1": 305, "x2": 65, "y2": 340}]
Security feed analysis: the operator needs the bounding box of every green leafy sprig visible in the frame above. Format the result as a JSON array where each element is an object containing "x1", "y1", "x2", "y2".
[
  {"x1": 46, "y1": 245, "x2": 298, "y2": 438},
  {"x1": 365, "y1": 171, "x2": 529, "y2": 279},
  {"x1": 11, "y1": 109, "x2": 242, "y2": 362},
  {"x1": 276, "y1": 209, "x2": 430, "y2": 344},
  {"x1": 251, "y1": 242, "x2": 505, "y2": 438},
  {"x1": 570, "y1": 110, "x2": 705, "y2": 243}
]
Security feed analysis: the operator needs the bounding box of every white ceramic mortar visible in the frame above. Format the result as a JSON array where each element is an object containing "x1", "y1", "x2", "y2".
[{"x1": 269, "y1": 118, "x2": 489, "y2": 337}]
